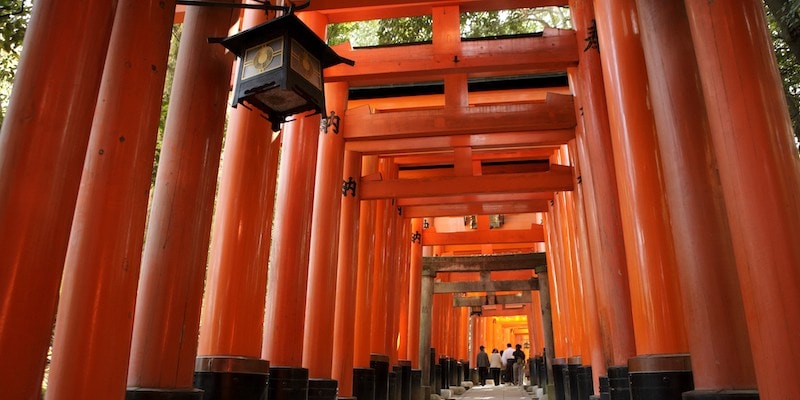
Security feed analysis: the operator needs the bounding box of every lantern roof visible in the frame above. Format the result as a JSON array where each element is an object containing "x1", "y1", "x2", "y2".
[{"x1": 216, "y1": 12, "x2": 354, "y2": 69}]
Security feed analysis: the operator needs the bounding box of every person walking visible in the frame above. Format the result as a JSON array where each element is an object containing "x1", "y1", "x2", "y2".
[
  {"x1": 512, "y1": 344, "x2": 526, "y2": 385},
  {"x1": 501, "y1": 343, "x2": 515, "y2": 384},
  {"x1": 476, "y1": 345, "x2": 490, "y2": 386},
  {"x1": 489, "y1": 348, "x2": 503, "y2": 385}
]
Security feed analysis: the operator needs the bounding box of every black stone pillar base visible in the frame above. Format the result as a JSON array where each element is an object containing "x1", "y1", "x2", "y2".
[
  {"x1": 433, "y1": 364, "x2": 442, "y2": 393},
  {"x1": 598, "y1": 375, "x2": 610, "y2": 400},
  {"x1": 629, "y1": 354, "x2": 693, "y2": 400},
  {"x1": 410, "y1": 370, "x2": 423, "y2": 400},
  {"x1": 193, "y1": 356, "x2": 269, "y2": 400},
  {"x1": 576, "y1": 365, "x2": 594, "y2": 400},
  {"x1": 308, "y1": 378, "x2": 338, "y2": 400},
  {"x1": 126, "y1": 388, "x2": 204, "y2": 400},
  {"x1": 398, "y1": 360, "x2": 412, "y2": 400},
  {"x1": 268, "y1": 366, "x2": 308, "y2": 400},
  {"x1": 438, "y1": 357, "x2": 449, "y2": 389},
  {"x1": 682, "y1": 390, "x2": 760, "y2": 400},
  {"x1": 566, "y1": 357, "x2": 581, "y2": 400},
  {"x1": 552, "y1": 358, "x2": 568, "y2": 400},
  {"x1": 607, "y1": 366, "x2": 630, "y2": 400},
  {"x1": 448, "y1": 358, "x2": 459, "y2": 387},
  {"x1": 388, "y1": 370, "x2": 399, "y2": 400},
  {"x1": 370, "y1": 354, "x2": 390, "y2": 400},
  {"x1": 353, "y1": 367, "x2": 376, "y2": 400}
]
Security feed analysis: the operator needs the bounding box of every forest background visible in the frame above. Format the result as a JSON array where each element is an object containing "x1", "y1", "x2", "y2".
[{"x1": 1, "y1": 1, "x2": 799, "y2": 145}]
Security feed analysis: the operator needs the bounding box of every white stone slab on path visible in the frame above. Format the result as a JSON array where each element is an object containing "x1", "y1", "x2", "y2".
[{"x1": 445, "y1": 383, "x2": 536, "y2": 399}]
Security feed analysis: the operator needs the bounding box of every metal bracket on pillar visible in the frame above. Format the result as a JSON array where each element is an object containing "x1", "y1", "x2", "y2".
[
  {"x1": 342, "y1": 177, "x2": 357, "y2": 197},
  {"x1": 577, "y1": 175, "x2": 582, "y2": 184},
  {"x1": 321, "y1": 111, "x2": 340, "y2": 134},
  {"x1": 397, "y1": 206, "x2": 402, "y2": 216},
  {"x1": 411, "y1": 231, "x2": 421, "y2": 244}
]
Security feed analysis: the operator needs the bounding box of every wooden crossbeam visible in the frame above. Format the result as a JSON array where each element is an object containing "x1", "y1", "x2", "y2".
[
  {"x1": 453, "y1": 292, "x2": 532, "y2": 307},
  {"x1": 421, "y1": 226, "x2": 544, "y2": 245},
  {"x1": 343, "y1": 94, "x2": 575, "y2": 140},
  {"x1": 326, "y1": 31, "x2": 576, "y2": 85},
  {"x1": 403, "y1": 200, "x2": 549, "y2": 218},
  {"x1": 423, "y1": 252, "x2": 546, "y2": 273},
  {"x1": 435, "y1": 278, "x2": 538, "y2": 293},
  {"x1": 360, "y1": 165, "x2": 573, "y2": 200},
  {"x1": 345, "y1": 131, "x2": 572, "y2": 155},
  {"x1": 398, "y1": 192, "x2": 554, "y2": 207},
  {"x1": 478, "y1": 304, "x2": 530, "y2": 317}
]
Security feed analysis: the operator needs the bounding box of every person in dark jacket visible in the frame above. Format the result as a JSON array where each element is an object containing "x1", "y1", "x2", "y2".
[
  {"x1": 512, "y1": 344, "x2": 526, "y2": 385},
  {"x1": 476, "y1": 345, "x2": 490, "y2": 385}
]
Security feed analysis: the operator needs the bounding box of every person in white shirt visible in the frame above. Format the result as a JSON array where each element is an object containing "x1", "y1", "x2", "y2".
[
  {"x1": 489, "y1": 348, "x2": 503, "y2": 385},
  {"x1": 501, "y1": 343, "x2": 515, "y2": 384}
]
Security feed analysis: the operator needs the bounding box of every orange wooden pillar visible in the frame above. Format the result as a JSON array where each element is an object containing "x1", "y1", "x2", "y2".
[
  {"x1": 303, "y1": 79, "x2": 349, "y2": 379},
  {"x1": 382, "y1": 193, "x2": 400, "y2": 365},
  {"x1": 396, "y1": 217, "x2": 412, "y2": 361},
  {"x1": 547, "y1": 198, "x2": 571, "y2": 357},
  {"x1": 197, "y1": 5, "x2": 276, "y2": 360},
  {"x1": 370, "y1": 159, "x2": 394, "y2": 358},
  {"x1": 407, "y1": 218, "x2": 424, "y2": 368},
  {"x1": 542, "y1": 213, "x2": 565, "y2": 357},
  {"x1": 127, "y1": 3, "x2": 236, "y2": 396},
  {"x1": 0, "y1": 1, "x2": 115, "y2": 397},
  {"x1": 262, "y1": 114, "x2": 320, "y2": 366},
  {"x1": 458, "y1": 305, "x2": 469, "y2": 364},
  {"x1": 353, "y1": 156, "x2": 379, "y2": 369},
  {"x1": 685, "y1": 2, "x2": 800, "y2": 398},
  {"x1": 45, "y1": 1, "x2": 174, "y2": 398},
  {"x1": 332, "y1": 150, "x2": 362, "y2": 397},
  {"x1": 567, "y1": 135, "x2": 607, "y2": 387},
  {"x1": 593, "y1": 0, "x2": 688, "y2": 355},
  {"x1": 556, "y1": 153, "x2": 587, "y2": 360},
  {"x1": 569, "y1": 0, "x2": 637, "y2": 368},
  {"x1": 634, "y1": 1, "x2": 758, "y2": 397}
]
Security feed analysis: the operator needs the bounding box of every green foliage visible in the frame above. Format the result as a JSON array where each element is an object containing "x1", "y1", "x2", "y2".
[
  {"x1": 152, "y1": 25, "x2": 182, "y2": 187},
  {"x1": 461, "y1": 7, "x2": 571, "y2": 38},
  {"x1": 765, "y1": 1, "x2": 800, "y2": 145},
  {"x1": 327, "y1": 6, "x2": 571, "y2": 47},
  {"x1": 0, "y1": 0, "x2": 32, "y2": 124},
  {"x1": 328, "y1": 16, "x2": 431, "y2": 47},
  {"x1": 377, "y1": 15, "x2": 433, "y2": 44}
]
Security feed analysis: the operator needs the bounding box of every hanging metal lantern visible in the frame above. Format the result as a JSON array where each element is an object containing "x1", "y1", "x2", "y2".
[{"x1": 215, "y1": 11, "x2": 354, "y2": 131}]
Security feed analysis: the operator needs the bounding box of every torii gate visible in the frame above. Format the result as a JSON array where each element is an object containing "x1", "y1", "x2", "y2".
[{"x1": 418, "y1": 252, "x2": 557, "y2": 389}]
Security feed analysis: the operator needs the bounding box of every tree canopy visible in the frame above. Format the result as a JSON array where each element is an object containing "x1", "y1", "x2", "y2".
[{"x1": 0, "y1": 0, "x2": 32, "y2": 123}]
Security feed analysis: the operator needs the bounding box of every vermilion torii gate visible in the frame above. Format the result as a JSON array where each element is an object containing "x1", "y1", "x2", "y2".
[{"x1": 0, "y1": 0, "x2": 798, "y2": 400}]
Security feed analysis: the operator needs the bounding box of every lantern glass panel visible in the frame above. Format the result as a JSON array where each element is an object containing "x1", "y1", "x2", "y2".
[
  {"x1": 290, "y1": 39, "x2": 322, "y2": 90},
  {"x1": 241, "y1": 37, "x2": 284, "y2": 81}
]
